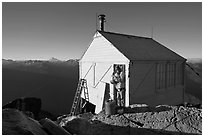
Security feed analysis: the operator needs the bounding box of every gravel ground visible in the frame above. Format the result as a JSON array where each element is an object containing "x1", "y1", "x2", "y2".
[{"x1": 60, "y1": 104, "x2": 202, "y2": 135}]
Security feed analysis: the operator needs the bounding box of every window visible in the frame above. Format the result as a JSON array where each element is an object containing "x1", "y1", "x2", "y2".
[
  {"x1": 156, "y1": 63, "x2": 166, "y2": 90},
  {"x1": 156, "y1": 62, "x2": 183, "y2": 91},
  {"x1": 167, "y1": 63, "x2": 176, "y2": 87},
  {"x1": 176, "y1": 63, "x2": 183, "y2": 85}
]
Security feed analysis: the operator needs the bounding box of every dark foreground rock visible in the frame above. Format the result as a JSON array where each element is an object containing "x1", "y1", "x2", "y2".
[
  {"x1": 2, "y1": 97, "x2": 58, "y2": 121},
  {"x1": 39, "y1": 118, "x2": 71, "y2": 135},
  {"x1": 2, "y1": 109, "x2": 47, "y2": 135},
  {"x1": 3, "y1": 97, "x2": 41, "y2": 119}
]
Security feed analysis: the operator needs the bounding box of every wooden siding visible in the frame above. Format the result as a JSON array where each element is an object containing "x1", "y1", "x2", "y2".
[
  {"x1": 81, "y1": 62, "x2": 94, "y2": 87},
  {"x1": 129, "y1": 63, "x2": 156, "y2": 105},
  {"x1": 80, "y1": 62, "x2": 114, "y2": 113},
  {"x1": 95, "y1": 62, "x2": 113, "y2": 84},
  {"x1": 80, "y1": 61, "x2": 130, "y2": 113},
  {"x1": 132, "y1": 86, "x2": 184, "y2": 106},
  {"x1": 81, "y1": 32, "x2": 129, "y2": 63},
  {"x1": 80, "y1": 32, "x2": 130, "y2": 113},
  {"x1": 129, "y1": 62, "x2": 184, "y2": 106}
]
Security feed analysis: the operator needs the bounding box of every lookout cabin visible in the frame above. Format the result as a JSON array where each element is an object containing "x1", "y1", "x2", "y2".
[{"x1": 79, "y1": 15, "x2": 186, "y2": 114}]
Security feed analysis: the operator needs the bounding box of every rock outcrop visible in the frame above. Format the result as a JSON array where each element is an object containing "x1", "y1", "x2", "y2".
[
  {"x1": 2, "y1": 104, "x2": 202, "y2": 135},
  {"x1": 2, "y1": 97, "x2": 57, "y2": 120},
  {"x1": 2, "y1": 109, "x2": 47, "y2": 135},
  {"x1": 59, "y1": 105, "x2": 202, "y2": 135},
  {"x1": 3, "y1": 97, "x2": 41, "y2": 119}
]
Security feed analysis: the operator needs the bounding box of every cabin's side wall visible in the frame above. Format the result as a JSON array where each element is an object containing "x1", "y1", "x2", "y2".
[
  {"x1": 129, "y1": 62, "x2": 156, "y2": 106},
  {"x1": 129, "y1": 61, "x2": 184, "y2": 107}
]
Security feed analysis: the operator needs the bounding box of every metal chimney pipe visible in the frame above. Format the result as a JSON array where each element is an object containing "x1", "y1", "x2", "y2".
[{"x1": 98, "y1": 14, "x2": 106, "y2": 31}]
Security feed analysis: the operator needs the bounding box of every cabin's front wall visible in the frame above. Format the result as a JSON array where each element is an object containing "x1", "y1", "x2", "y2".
[
  {"x1": 81, "y1": 32, "x2": 129, "y2": 62},
  {"x1": 80, "y1": 61, "x2": 129, "y2": 113},
  {"x1": 129, "y1": 61, "x2": 185, "y2": 107},
  {"x1": 80, "y1": 32, "x2": 130, "y2": 113},
  {"x1": 80, "y1": 61, "x2": 113, "y2": 110}
]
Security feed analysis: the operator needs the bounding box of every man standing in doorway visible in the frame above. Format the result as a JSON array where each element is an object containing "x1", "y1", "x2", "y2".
[{"x1": 110, "y1": 65, "x2": 125, "y2": 107}]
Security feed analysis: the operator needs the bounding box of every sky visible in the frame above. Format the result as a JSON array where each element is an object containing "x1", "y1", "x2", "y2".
[{"x1": 2, "y1": 2, "x2": 202, "y2": 60}]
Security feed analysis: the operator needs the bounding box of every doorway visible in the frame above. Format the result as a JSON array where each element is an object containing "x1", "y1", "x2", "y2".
[{"x1": 112, "y1": 64, "x2": 126, "y2": 106}]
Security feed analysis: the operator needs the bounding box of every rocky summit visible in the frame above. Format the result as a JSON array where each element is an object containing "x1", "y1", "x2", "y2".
[
  {"x1": 59, "y1": 104, "x2": 202, "y2": 135},
  {"x1": 2, "y1": 103, "x2": 202, "y2": 135}
]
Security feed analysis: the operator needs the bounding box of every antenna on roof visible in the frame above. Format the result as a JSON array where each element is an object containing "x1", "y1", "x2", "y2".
[{"x1": 151, "y1": 26, "x2": 154, "y2": 39}]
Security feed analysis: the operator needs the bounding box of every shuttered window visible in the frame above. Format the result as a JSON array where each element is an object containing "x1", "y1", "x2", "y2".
[
  {"x1": 156, "y1": 62, "x2": 183, "y2": 91},
  {"x1": 176, "y1": 63, "x2": 183, "y2": 85},
  {"x1": 166, "y1": 63, "x2": 176, "y2": 87},
  {"x1": 156, "y1": 63, "x2": 166, "y2": 90}
]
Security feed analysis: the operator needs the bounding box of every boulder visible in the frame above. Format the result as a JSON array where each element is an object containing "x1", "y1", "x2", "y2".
[
  {"x1": 63, "y1": 117, "x2": 92, "y2": 134},
  {"x1": 3, "y1": 97, "x2": 41, "y2": 119},
  {"x1": 39, "y1": 118, "x2": 71, "y2": 135},
  {"x1": 2, "y1": 109, "x2": 47, "y2": 135},
  {"x1": 57, "y1": 112, "x2": 94, "y2": 126}
]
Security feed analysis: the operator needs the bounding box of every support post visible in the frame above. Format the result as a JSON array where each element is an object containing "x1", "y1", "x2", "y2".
[
  {"x1": 125, "y1": 63, "x2": 130, "y2": 107},
  {"x1": 183, "y1": 61, "x2": 186, "y2": 103},
  {"x1": 110, "y1": 64, "x2": 114, "y2": 100}
]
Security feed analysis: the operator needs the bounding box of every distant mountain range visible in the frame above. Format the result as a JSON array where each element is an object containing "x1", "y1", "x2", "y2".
[
  {"x1": 2, "y1": 58, "x2": 79, "y2": 63},
  {"x1": 2, "y1": 58, "x2": 79, "y2": 115},
  {"x1": 185, "y1": 58, "x2": 202, "y2": 101},
  {"x1": 2, "y1": 58, "x2": 202, "y2": 115},
  {"x1": 187, "y1": 58, "x2": 202, "y2": 63},
  {"x1": 3, "y1": 58, "x2": 200, "y2": 63}
]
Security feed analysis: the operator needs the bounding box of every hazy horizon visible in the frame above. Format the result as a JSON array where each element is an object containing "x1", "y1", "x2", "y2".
[
  {"x1": 3, "y1": 2, "x2": 202, "y2": 60},
  {"x1": 2, "y1": 57, "x2": 202, "y2": 62},
  {"x1": 2, "y1": 57, "x2": 79, "y2": 61}
]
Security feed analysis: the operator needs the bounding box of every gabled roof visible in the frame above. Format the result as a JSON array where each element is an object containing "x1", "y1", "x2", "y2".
[{"x1": 98, "y1": 30, "x2": 186, "y2": 61}]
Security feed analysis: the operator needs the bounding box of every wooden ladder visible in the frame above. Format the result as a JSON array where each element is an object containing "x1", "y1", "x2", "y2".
[{"x1": 70, "y1": 79, "x2": 89, "y2": 116}]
